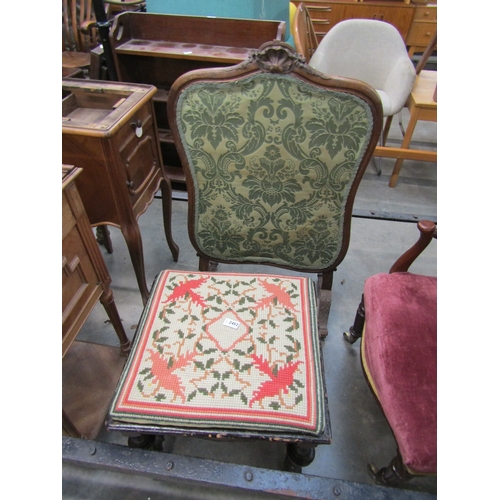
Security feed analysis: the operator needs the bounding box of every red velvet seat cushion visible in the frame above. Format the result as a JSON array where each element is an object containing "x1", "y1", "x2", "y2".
[{"x1": 362, "y1": 272, "x2": 437, "y2": 475}]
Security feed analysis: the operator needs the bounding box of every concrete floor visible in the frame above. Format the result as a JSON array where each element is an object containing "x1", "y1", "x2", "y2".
[{"x1": 68, "y1": 110, "x2": 437, "y2": 498}]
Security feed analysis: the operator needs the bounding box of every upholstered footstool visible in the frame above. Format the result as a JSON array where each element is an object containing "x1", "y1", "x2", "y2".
[
  {"x1": 361, "y1": 271, "x2": 437, "y2": 484},
  {"x1": 107, "y1": 270, "x2": 331, "y2": 471}
]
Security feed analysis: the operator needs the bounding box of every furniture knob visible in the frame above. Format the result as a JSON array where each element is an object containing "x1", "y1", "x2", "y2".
[
  {"x1": 424, "y1": 11, "x2": 430, "y2": 16},
  {"x1": 131, "y1": 120, "x2": 143, "y2": 138},
  {"x1": 127, "y1": 180, "x2": 134, "y2": 189}
]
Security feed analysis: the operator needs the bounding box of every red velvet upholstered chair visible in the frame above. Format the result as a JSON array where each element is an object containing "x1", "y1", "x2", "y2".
[{"x1": 343, "y1": 220, "x2": 437, "y2": 486}]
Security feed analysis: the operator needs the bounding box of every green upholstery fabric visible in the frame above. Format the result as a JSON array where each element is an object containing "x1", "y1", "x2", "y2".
[{"x1": 176, "y1": 73, "x2": 374, "y2": 270}]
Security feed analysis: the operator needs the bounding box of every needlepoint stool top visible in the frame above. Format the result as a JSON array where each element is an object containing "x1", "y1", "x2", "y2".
[{"x1": 109, "y1": 270, "x2": 325, "y2": 435}]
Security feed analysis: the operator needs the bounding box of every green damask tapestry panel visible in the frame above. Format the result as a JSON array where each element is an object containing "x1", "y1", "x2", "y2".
[{"x1": 175, "y1": 73, "x2": 374, "y2": 270}]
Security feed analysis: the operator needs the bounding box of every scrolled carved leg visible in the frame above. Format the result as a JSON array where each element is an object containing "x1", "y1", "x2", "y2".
[
  {"x1": 368, "y1": 453, "x2": 413, "y2": 486},
  {"x1": 343, "y1": 295, "x2": 365, "y2": 345},
  {"x1": 285, "y1": 442, "x2": 316, "y2": 473}
]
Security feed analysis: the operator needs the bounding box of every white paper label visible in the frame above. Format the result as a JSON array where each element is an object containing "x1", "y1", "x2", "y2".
[{"x1": 223, "y1": 318, "x2": 241, "y2": 330}]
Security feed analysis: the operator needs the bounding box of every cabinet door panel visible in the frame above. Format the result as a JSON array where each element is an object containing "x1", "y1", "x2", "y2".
[{"x1": 62, "y1": 223, "x2": 102, "y2": 353}]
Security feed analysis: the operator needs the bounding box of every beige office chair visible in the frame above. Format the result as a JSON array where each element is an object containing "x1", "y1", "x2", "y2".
[{"x1": 309, "y1": 19, "x2": 416, "y2": 173}]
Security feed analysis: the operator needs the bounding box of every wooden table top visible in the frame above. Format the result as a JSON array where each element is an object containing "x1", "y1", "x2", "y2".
[{"x1": 411, "y1": 70, "x2": 437, "y2": 109}]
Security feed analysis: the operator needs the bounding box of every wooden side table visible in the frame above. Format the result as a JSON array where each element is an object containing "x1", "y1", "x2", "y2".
[
  {"x1": 63, "y1": 165, "x2": 131, "y2": 439},
  {"x1": 62, "y1": 80, "x2": 179, "y2": 305},
  {"x1": 388, "y1": 70, "x2": 437, "y2": 187}
]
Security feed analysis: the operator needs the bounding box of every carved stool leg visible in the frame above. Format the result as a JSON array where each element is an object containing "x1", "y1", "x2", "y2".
[
  {"x1": 128, "y1": 434, "x2": 164, "y2": 451},
  {"x1": 368, "y1": 452, "x2": 414, "y2": 486},
  {"x1": 343, "y1": 295, "x2": 365, "y2": 344},
  {"x1": 285, "y1": 442, "x2": 316, "y2": 473}
]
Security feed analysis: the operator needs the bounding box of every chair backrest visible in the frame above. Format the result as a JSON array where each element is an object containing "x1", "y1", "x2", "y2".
[
  {"x1": 309, "y1": 19, "x2": 415, "y2": 115},
  {"x1": 292, "y1": 3, "x2": 319, "y2": 63},
  {"x1": 62, "y1": 0, "x2": 99, "y2": 53},
  {"x1": 167, "y1": 42, "x2": 382, "y2": 274}
]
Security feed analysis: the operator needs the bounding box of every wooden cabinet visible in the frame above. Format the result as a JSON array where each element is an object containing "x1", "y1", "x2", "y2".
[
  {"x1": 296, "y1": 1, "x2": 437, "y2": 54},
  {"x1": 299, "y1": 1, "x2": 414, "y2": 42},
  {"x1": 62, "y1": 80, "x2": 179, "y2": 304},
  {"x1": 62, "y1": 165, "x2": 131, "y2": 439},
  {"x1": 406, "y1": 3, "x2": 437, "y2": 55},
  {"x1": 62, "y1": 165, "x2": 131, "y2": 357}
]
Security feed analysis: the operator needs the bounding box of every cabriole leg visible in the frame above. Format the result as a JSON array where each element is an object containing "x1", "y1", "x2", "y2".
[{"x1": 343, "y1": 295, "x2": 365, "y2": 344}]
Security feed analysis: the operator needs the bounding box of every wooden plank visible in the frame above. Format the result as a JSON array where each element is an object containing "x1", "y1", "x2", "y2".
[
  {"x1": 62, "y1": 341, "x2": 127, "y2": 439},
  {"x1": 374, "y1": 146, "x2": 436, "y2": 162},
  {"x1": 115, "y1": 40, "x2": 256, "y2": 64}
]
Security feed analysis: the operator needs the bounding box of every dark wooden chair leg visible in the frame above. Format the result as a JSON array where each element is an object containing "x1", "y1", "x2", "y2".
[
  {"x1": 317, "y1": 271, "x2": 333, "y2": 340},
  {"x1": 368, "y1": 452, "x2": 414, "y2": 486},
  {"x1": 160, "y1": 178, "x2": 180, "y2": 262},
  {"x1": 199, "y1": 256, "x2": 219, "y2": 272},
  {"x1": 343, "y1": 295, "x2": 365, "y2": 344},
  {"x1": 96, "y1": 225, "x2": 113, "y2": 254},
  {"x1": 285, "y1": 442, "x2": 316, "y2": 473}
]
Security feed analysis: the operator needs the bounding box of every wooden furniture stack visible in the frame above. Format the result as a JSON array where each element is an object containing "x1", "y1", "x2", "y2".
[
  {"x1": 62, "y1": 79, "x2": 179, "y2": 305},
  {"x1": 62, "y1": 165, "x2": 131, "y2": 439},
  {"x1": 108, "y1": 12, "x2": 286, "y2": 185}
]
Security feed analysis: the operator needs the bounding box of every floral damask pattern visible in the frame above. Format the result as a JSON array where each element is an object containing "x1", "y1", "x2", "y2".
[
  {"x1": 109, "y1": 270, "x2": 324, "y2": 435},
  {"x1": 176, "y1": 74, "x2": 374, "y2": 269}
]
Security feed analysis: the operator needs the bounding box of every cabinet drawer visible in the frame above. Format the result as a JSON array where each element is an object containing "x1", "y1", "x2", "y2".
[
  {"x1": 406, "y1": 22, "x2": 437, "y2": 46},
  {"x1": 413, "y1": 7, "x2": 437, "y2": 22},
  {"x1": 120, "y1": 124, "x2": 160, "y2": 203},
  {"x1": 114, "y1": 100, "x2": 154, "y2": 151}
]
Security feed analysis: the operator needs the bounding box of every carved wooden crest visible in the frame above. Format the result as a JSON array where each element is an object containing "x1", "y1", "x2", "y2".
[{"x1": 249, "y1": 41, "x2": 307, "y2": 73}]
